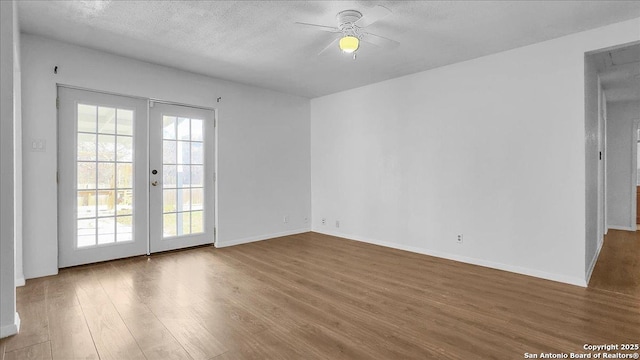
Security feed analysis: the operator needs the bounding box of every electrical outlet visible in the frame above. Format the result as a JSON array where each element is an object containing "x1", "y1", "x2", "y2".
[
  {"x1": 336, "y1": 220, "x2": 340, "y2": 228},
  {"x1": 457, "y1": 234, "x2": 463, "y2": 244},
  {"x1": 321, "y1": 218, "x2": 326, "y2": 225},
  {"x1": 283, "y1": 216, "x2": 289, "y2": 224}
]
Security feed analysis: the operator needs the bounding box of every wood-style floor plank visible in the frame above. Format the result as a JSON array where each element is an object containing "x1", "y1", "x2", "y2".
[
  {"x1": 3, "y1": 341, "x2": 51, "y2": 360},
  {"x1": 0, "y1": 337, "x2": 7, "y2": 360},
  {"x1": 2, "y1": 299, "x2": 48, "y2": 353},
  {"x1": 47, "y1": 305, "x2": 98, "y2": 360},
  {"x1": 78, "y1": 301, "x2": 145, "y2": 360},
  {"x1": 7, "y1": 232, "x2": 640, "y2": 360},
  {"x1": 241, "y1": 235, "x2": 610, "y2": 351},
  {"x1": 121, "y1": 313, "x2": 192, "y2": 360},
  {"x1": 589, "y1": 229, "x2": 640, "y2": 297},
  {"x1": 156, "y1": 317, "x2": 227, "y2": 360}
]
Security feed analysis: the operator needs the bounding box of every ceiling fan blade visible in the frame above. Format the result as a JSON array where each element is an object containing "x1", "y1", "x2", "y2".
[
  {"x1": 355, "y1": 5, "x2": 391, "y2": 28},
  {"x1": 295, "y1": 22, "x2": 341, "y2": 33},
  {"x1": 318, "y1": 38, "x2": 339, "y2": 55},
  {"x1": 361, "y1": 32, "x2": 400, "y2": 49}
]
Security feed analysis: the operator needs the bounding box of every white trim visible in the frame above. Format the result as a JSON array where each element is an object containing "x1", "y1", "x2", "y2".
[
  {"x1": 216, "y1": 228, "x2": 311, "y2": 248},
  {"x1": 145, "y1": 99, "x2": 151, "y2": 256},
  {"x1": 586, "y1": 235, "x2": 605, "y2": 284},
  {"x1": 0, "y1": 312, "x2": 20, "y2": 338},
  {"x1": 57, "y1": 84, "x2": 217, "y2": 111},
  {"x1": 213, "y1": 109, "x2": 219, "y2": 248},
  {"x1": 313, "y1": 229, "x2": 587, "y2": 287},
  {"x1": 15, "y1": 276, "x2": 25, "y2": 287},
  {"x1": 24, "y1": 269, "x2": 57, "y2": 280},
  {"x1": 608, "y1": 225, "x2": 636, "y2": 231},
  {"x1": 603, "y1": 91, "x2": 607, "y2": 239},
  {"x1": 631, "y1": 119, "x2": 639, "y2": 229},
  {"x1": 597, "y1": 75, "x2": 604, "y2": 244}
]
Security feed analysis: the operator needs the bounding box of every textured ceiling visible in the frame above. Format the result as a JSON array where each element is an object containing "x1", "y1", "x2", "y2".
[
  {"x1": 17, "y1": 0, "x2": 640, "y2": 98},
  {"x1": 594, "y1": 44, "x2": 640, "y2": 103}
]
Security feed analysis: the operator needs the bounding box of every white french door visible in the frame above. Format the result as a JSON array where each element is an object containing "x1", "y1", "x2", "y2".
[
  {"x1": 58, "y1": 87, "x2": 215, "y2": 268},
  {"x1": 58, "y1": 87, "x2": 148, "y2": 267},
  {"x1": 149, "y1": 102, "x2": 215, "y2": 253}
]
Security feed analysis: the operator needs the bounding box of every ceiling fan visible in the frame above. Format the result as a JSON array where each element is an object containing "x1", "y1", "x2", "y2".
[{"x1": 295, "y1": 5, "x2": 400, "y2": 60}]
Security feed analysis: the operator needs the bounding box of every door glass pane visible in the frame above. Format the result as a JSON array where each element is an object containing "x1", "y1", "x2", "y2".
[
  {"x1": 77, "y1": 191, "x2": 96, "y2": 218},
  {"x1": 163, "y1": 141, "x2": 176, "y2": 164},
  {"x1": 98, "y1": 107, "x2": 116, "y2": 134},
  {"x1": 161, "y1": 116, "x2": 206, "y2": 237},
  {"x1": 116, "y1": 163, "x2": 133, "y2": 188},
  {"x1": 77, "y1": 219, "x2": 96, "y2": 247},
  {"x1": 117, "y1": 136, "x2": 133, "y2": 162},
  {"x1": 116, "y1": 190, "x2": 133, "y2": 215},
  {"x1": 97, "y1": 217, "x2": 116, "y2": 244},
  {"x1": 97, "y1": 190, "x2": 116, "y2": 217},
  {"x1": 76, "y1": 103, "x2": 135, "y2": 248},
  {"x1": 78, "y1": 104, "x2": 97, "y2": 133},
  {"x1": 191, "y1": 119, "x2": 203, "y2": 141},
  {"x1": 77, "y1": 162, "x2": 96, "y2": 190},
  {"x1": 191, "y1": 142, "x2": 203, "y2": 164},
  {"x1": 97, "y1": 163, "x2": 115, "y2": 189},
  {"x1": 163, "y1": 213, "x2": 177, "y2": 237},
  {"x1": 163, "y1": 165, "x2": 177, "y2": 188},
  {"x1": 179, "y1": 189, "x2": 190, "y2": 211},
  {"x1": 177, "y1": 117, "x2": 190, "y2": 140},
  {"x1": 191, "y1": 188, "x2": 203, "y2": 210},
  {"x1": 116, "y1": 216, "x2": 133, "y2": 242},
  {"x1": 163, "y1": 116, "x2": 176, "y2": 140},
  {"x1": 117, "y1": 109, "x2": 133, "y2": 135},
  {"x1": 191, "y1": 211, "x2": 203, "y2": 233},
  {"x1": 77, "y1": 133, "x2": 96, "y2": 161},
  {"x1": 97, "y1": 135, "x2": 116, "y2": 161},
  {"x1": 177, "y1": 141, "x2": 190, "y2": 164},
  {"x1": 191, "y1": 166, "x2": 203, "y2": 187},
  {"x1": 178, "y1": 165, "x2": 191, "y2": 187},
  {"x1": 178, "y1": 212, "x2": 191, "y2": 236},
  {"x1": 163, "y1": 189, "x2": 177, "y2": 212}
]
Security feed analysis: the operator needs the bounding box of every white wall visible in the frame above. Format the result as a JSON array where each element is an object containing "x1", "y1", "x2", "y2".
[
  {"x1": 311, "y1": 18, "x2": 640, "y2": 287},
  {"x1": 607, "y1": 101, "x2": 640, "y2": 230},
  {"x1": 21, "y1": 34, "x2": 311, "y2": 279},
  {"x1": 1, "y1": 0, "x2": 19, "y2": 338}
]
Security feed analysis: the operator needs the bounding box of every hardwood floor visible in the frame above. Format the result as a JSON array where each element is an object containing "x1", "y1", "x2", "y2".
[
  {"x1": 589, "y1": 229, "x2": 640, "y2": 297},
  {"x1": 1, "y1": 232, "x2": 638, "y2": 359}
]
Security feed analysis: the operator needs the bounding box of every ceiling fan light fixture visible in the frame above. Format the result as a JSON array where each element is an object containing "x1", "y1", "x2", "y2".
[{"x1": 339, "y1": 36, "x2": 359, "y2": 54}]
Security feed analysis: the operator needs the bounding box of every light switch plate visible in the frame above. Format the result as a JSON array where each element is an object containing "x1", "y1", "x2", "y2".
[{"x1": 31, "y1": 139, "x2": 46, "y2": 152}]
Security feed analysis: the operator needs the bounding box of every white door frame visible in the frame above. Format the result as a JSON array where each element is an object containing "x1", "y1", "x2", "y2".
[
  {"x1": 57, "y1": 84, "x2": 218, "y2": 268},
  {"x1": 145, "y1": 99, "x2": 218, "y2": 249},
  {"x1": 631, "y1": 119, "x2": 640, "y2": 231},
  {"x1": 57, "y1": 86, "x2": 149, "y2": 267},
  {"x1": 148, "y1": 101, "x2": 216, "y2": 253}
]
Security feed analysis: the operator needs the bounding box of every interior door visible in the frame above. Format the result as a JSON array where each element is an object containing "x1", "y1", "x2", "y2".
[
  {"x1": 58, "y1": 87, "x2": 148, "y2": 267},
  {"x1": 149, "y1": 102, "x2": 215, "y2": 253}
]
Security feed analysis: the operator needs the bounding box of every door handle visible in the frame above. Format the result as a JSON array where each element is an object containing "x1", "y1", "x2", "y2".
[{"x1": 151, "y1": 180, "x2": 158, "y2": 186}]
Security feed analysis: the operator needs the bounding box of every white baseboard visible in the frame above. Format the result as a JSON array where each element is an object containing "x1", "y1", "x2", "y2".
[
  {"x1": 0, "y1": 312, "x2": 20, "y2": 338},
  {"x1": 24, "y1": 267, "x2": 58, "y2": 281},
  {"x1": 15, "y1": 276, "x2": 25, "y2": 287},
  {"x1": 586, "y1": 236, "x2": 605, "y2": 284},
  {"x1": 216, "y1": 228, "x2": 311, "y2": 248},
  {"x1": 607, "y1": 225, "x2": 636, "y2": 231},
  {"x1": 313, "y1": 229, "x2": 587, "y2": 287}
]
